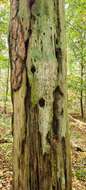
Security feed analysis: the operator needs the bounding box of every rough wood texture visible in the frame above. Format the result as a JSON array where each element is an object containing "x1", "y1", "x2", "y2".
[{"x1": 9, "y1": 0, "x2": 72, "y2": 190}]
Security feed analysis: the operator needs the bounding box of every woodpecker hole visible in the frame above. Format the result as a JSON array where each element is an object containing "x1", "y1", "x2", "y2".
[
  {"x1": 39, "y1": 98, "x2": 45, "y2": 107},
  {"x1": 31, "y1": 65, "x2": 36, "y2": 74}
]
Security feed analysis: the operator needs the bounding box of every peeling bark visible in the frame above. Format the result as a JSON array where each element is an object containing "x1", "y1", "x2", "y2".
[{"x1": 9, "y1": 0, "x2": 72, "y2": 190}]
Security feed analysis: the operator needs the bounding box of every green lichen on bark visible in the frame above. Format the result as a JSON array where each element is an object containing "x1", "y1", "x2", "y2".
[
  {"x1": 26, "y1": 0, "x2": 58, "y2": 152},
  {"x1": 9, "y1": 0, "x2": 72, "y2": 190}
]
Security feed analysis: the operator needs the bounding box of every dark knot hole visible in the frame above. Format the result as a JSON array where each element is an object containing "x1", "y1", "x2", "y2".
[
  {"x1": 39, "y1": 98, "x2": 45, "y2": 107},
  {"x1": 31, "y1": 65, "x2": 36, "y2": 74}
]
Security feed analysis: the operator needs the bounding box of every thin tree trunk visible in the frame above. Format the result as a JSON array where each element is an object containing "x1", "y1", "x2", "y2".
[
  {"x1": 9, "y1": 0, "x2": 72, "y2": 190},
  {"x1": 80, "y1": 62, "x2": 84, "y2": 119},
  {"x1": 84, "y1": 74, "x2": 86, "y2": 121},
  {"x1": 4, "y1": 62, "x2": 9, "y2": 113}
]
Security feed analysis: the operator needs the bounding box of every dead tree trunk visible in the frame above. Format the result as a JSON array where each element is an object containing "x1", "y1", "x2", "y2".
[{"x1": 9, "y1": 0, "x2": 72, "y2": 190}]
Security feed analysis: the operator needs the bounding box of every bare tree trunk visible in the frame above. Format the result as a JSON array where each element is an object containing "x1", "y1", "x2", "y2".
[
  {"x1": 4, "y1": 62, "x2": 9, "y2": 113},
  {"x1": 9, "y1": 0, "x2": 72, "y2": 190},
  {"x1": 80, "y1": 62, "x2": 84, "y2": 119},
  {"x1": 84, "y1": 73, "x2": 86, "y2": 121}
]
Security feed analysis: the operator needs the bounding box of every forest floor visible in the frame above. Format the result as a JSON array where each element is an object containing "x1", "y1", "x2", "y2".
[
  {"x1": 70, "y1": 114, "x2": 86, "y2": 190},
  {"x1": 0, "y1": 107, "x2": 86, "y2": 190}
]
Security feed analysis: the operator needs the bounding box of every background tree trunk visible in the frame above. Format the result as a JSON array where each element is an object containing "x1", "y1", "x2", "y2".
[
  {"x1": 80, "y1": 62, "x2": 84, "y2": 119},
  {"x1": 4, "y1": 62, "x2": 9, "y2": 113},
  {"x1": 9, "y1": 0, "x2": 72, "y2": 190}
]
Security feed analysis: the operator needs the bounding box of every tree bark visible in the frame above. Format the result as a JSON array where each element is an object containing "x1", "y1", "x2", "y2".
[
  {"x1": 80, "y1": 62, "x2": 84, "y2": 119},
  {"x1": 9, "y1": 0, "x2": 72, "y2": 190},
  {"x1": 4, "y1": 62, "x2": 9, "y2": 113}
]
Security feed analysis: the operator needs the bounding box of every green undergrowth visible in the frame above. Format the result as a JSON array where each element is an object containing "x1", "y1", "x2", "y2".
[{"x1": 75, "y1": 169, "x2": 86, "y2": 181}]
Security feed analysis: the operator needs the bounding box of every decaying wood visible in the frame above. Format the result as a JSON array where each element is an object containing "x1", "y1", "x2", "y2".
[
  {"x1": 9, "y1": 17, "x2": 26, "y2": 91},
  {"x1": 9, "y1": 0, "x2": 72, "y2": 190}
]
